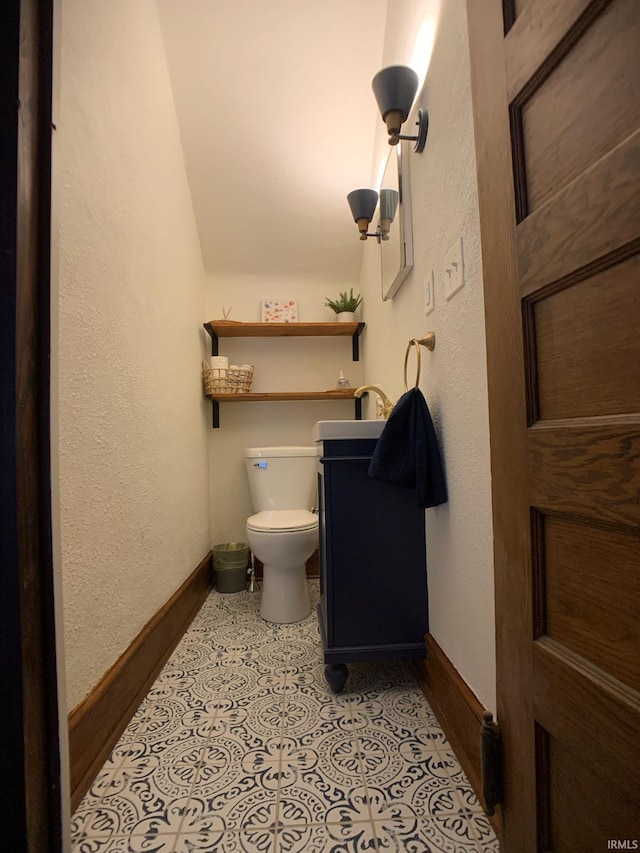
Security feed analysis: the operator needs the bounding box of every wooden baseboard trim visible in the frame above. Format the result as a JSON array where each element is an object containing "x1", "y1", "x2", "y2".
[
  {"x1": 68, "y1": 551, "x2": 213, "y2": 812},
  {"x1": 411, "y1": 633, "x2": 500, "y2": 833}
]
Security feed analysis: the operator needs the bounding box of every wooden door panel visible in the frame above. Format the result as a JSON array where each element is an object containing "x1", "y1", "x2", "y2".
[
  {"x1": 516, "y1": 129, "x2": 640, "y2": 294},
  {"x1": 542, "y1": 731, "x2": 640, "y2": 852},
  {"x1": 505, "y1": 0, "x2": 597, "y2": 102},
  {"x1": 532, "y1": 256, "x2": 640, "y2": 419},
  {"x1": 513, "y1": 0, "x2": 536, "y2": 20},
  {"x1": 533, "y1": 638, "x2": 640, "y2": 794},
  {"x1": 528, "y1": 421, "x2": 640, "y2": 527},
  {"x1": 542, "y1": 515, "x2": 640, "y2": 691},
  {"x1": 521, "y1": 0, "x2": 640, "y2": 211}
]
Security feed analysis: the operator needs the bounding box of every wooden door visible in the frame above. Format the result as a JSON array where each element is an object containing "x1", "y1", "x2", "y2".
[
  {"x1": 468, "y1": 0, "x2": 640, "y2": 850},
  {"x1": 0, "y1": 0, "x2": 62, "y2": 850}
]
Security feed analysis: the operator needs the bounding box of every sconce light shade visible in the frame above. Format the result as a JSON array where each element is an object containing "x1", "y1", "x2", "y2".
[
  {"x1": 371, "y1": 64, "x2": 428, "y2": 153},
  {"x1": 379, "y1": 188, "x2": 399, "y2": 223},
  {"x1": 372, "y1": 65, "x2": 419, "y2": 131},
  {"x1": 378, "y1": 188, "x2": 399, "y2": 240},
  {"x1": 347, "y1": 188, "x2": 379, "y2": 240}
]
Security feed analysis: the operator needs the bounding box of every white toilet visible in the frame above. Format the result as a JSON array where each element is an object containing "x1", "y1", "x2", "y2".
[{"x1": 244, "y1": 446, "x2": 319, "y2": 623}]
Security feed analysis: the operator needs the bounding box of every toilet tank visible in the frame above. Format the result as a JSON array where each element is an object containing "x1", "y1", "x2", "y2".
[{"x1": 244, "y1": 446, "x2": 317, "y2": 511}]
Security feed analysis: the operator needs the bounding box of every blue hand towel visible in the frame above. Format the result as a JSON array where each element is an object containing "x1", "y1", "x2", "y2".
[{"x1": 368, "y1": 388, "x2": 447, "y2": 508}]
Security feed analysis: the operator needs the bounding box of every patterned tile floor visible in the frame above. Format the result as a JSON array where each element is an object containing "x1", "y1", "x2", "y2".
[{"x1": 71, "y1": 581, "x2": 499, "y2": 852}]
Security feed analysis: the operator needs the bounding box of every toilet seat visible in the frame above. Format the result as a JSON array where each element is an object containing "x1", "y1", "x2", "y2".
[{"x1": 247, "y1": 509, "x2": 318, "y2": 533}]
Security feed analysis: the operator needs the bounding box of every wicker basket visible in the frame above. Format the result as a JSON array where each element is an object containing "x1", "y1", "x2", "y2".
[{"x1": 202, "y1": 362, "x2": 254, "y2": 395}]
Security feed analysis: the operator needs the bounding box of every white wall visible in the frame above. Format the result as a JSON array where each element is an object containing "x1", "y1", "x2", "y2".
[
  {"x1": 56, "y1": 0, "x2": 210, "y2": 711},
  {"x1": 360, "y1": 0, "x2": 496, "y2": 710},
  {"x1": 204, "y1": 274, "x2": 364, "y2": 545}
]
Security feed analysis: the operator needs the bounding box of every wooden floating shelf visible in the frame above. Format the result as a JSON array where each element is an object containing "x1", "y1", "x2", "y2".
[
  {"x1": 207, "y1": 389, "x2": 357, "y2": 403},
  {"x1": 203, "y1": 321, "x2": 365, "y2": 361},
  {"x1": 205, "y1": 321, "x2": 362, "y2": 338},
  {"x1": 206, "y1": 388, "x2": 365, "y2": 428}
]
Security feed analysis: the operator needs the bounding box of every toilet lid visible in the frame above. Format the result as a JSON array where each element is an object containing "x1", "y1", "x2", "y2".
[{"x1": 247, "y1": 510, "x2": 319, "y2": 532}]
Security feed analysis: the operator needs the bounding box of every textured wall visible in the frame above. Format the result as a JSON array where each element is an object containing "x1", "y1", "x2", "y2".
[
  {"x1": 359, "y1": 0, "x2": 496, "y2": 710},
  {"x1": 204, "y1": 274, "x2": 364, "y2": 546},
  {"x1": 56, "y1": 0, "x2": 210, "y2": 711}
]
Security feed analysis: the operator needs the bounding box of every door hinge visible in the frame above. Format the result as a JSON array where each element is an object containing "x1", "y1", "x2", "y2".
[{"x1": 481, "y1": 710, "x2": 503, "y2": 816}]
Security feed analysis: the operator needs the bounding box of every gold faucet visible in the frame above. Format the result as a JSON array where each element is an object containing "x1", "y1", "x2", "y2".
[{"x1": 354, "y1": 385, "x2": 395, "y2": 419}]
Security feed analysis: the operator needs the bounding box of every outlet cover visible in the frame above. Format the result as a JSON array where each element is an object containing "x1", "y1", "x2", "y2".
[
  {"x1": 444, "y1": 237, "x2": 464, "y2": 301},
  {"x1": 424, "y1": 270, "x2": 435, "y2": 315}
]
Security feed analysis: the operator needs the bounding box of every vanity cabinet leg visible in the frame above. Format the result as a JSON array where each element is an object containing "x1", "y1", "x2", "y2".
[{"x1": 325, "y1": 663, "x2": 348, "y2": 693}]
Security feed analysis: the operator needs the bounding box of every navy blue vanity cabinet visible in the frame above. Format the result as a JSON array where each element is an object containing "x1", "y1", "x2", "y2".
[{"x1": 316, "y1": 437, "x2": 428, "y2": 692}]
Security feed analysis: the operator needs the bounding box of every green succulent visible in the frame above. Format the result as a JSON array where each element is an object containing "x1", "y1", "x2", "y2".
[{"x1": 324, "y1": 289, "x2": 363, "y2": 314}]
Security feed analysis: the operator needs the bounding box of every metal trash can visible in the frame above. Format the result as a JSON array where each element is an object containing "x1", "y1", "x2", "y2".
[{"x1": 213, "y1": 542, "x2": 249, "y2": 593}]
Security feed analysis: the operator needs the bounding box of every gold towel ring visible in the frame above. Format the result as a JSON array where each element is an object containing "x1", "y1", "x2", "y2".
[{"x1": 403, "y1": 332, "x2": 436, "y2": 391}]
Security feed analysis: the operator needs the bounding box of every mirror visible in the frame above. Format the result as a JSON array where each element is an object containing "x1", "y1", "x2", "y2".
[{"x1": 378, "y1": 142, "x2": 413, "y2": 301}]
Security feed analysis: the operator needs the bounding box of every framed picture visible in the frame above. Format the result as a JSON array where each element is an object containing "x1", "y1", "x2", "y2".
[{"x1": 261, "y1": 299, "x2": 298, "y2": 322}]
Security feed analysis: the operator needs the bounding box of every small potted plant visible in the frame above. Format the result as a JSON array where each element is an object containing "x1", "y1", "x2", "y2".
[{"x1": 324, "y1": 289, "x2": 363, "y2": 322}]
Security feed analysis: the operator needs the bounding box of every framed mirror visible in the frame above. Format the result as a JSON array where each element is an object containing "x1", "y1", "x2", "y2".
[{"x1": 379, "y1": 141, "x2": 413, "y2": 301}]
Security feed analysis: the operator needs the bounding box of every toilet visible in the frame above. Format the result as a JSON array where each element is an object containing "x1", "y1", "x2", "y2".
[{"x1": 244, "y1": 446, "x2": 319, "y2": 623}]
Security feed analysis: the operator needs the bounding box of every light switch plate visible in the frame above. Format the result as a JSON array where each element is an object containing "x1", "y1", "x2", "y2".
[
  {"x1": 444, "y1": 237, "x2": 464, "y2": 301},
  {"x1": 424, "y1": 270, "x2": 435, "y2": 315}
]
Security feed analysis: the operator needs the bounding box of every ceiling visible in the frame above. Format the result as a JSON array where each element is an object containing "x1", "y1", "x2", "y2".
[{"x1": 155, "y1": 0, "x2": 389, "y2": 285}]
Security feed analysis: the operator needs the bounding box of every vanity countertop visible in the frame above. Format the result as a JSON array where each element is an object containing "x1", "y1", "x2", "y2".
[{"x1": 312, "y1": 419, "x2": 385, "y2": 442}]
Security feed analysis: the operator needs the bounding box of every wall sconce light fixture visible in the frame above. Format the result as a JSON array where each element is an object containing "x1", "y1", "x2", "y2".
[
  {"x1": 371, "y1": 65, "x2": 428, "y2": 153},
  {"x1": 347, "y1": 188, "x2": 379, "y2": 241},
  {"x1": 347, "y1": 187, "x2": 399, "y2": 242}
]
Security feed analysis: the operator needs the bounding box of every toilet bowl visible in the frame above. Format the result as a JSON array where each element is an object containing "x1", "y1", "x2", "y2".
[
  {"x1": 244, "y1": 447, "x2": 318, "y2": 624},
  {"x1": 246, "y1": 510, "x2": 318, "y2": 623}
]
